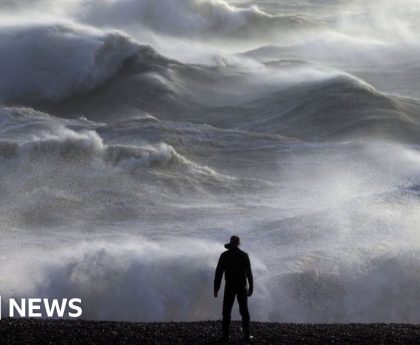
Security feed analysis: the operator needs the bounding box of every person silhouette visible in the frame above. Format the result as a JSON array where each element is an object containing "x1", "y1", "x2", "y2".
[{"x1": 214, "y1": 235, "x2": 253, "y2": 341}]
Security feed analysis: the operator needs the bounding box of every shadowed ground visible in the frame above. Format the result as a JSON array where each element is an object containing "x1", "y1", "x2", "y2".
[{"x1": 1, "y1": 320, "x2": 420, "y2": 344}]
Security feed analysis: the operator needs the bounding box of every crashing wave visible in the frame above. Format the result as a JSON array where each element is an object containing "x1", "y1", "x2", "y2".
[
  {"x1": 0, "y1": 108, "x2": 228, "y2": 181},
  {"x1": 0, "y1": 22, "x2": 140, "y2": 102}
]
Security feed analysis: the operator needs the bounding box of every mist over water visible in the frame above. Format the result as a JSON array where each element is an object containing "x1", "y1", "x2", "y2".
[{"x1": 1, "y1": 0, "x2": 420, "y2": 322}]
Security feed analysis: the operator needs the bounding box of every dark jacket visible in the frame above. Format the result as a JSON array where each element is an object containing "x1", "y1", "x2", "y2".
[{"x1": 214, "y1": 246, "x2": 253, "y2": 294}]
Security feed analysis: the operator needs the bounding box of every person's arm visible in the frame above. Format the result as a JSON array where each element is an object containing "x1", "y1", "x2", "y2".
[
  {"x1": 214, "y1": 254, "x2": 225, "y2": 297},
  {"x1": 246, "y1": 254, "x2": 253, "y2": 296}
]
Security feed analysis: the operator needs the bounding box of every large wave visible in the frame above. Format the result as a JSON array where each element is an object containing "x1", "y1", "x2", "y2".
[
  {"x1": 18, "y1": 48, "x2": 420, "y2": 143},
  {"x1": 0, "y1": 22, "x2": 139, "y2": 102}
]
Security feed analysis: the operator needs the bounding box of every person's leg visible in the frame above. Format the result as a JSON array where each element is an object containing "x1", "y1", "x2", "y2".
[
  {"x1": 222, "y1": 286, "x2": 236, "y2": 339},
  {"x1": 237, "y1": 288, "x2": 250, "y2": 340}
]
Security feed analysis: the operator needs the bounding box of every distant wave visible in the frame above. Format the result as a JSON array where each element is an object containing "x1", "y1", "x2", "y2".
[
  {"x1": 79, "y1": 0, "x2": 319, "y2": 39},
  {"x1": 0, "y1": 22, "x2": 139, "y2": 102},
  {"x1": 0, "y1": 107, "x2": 231, "y2": 186},
  {"x1": 235, "y1": 75, "x2": 420, "y2": 142},
  {"x1": 18, "y1": 46, "x2": 420, "y2": 143},
  {"x1": 7, "y1": 0, "x2": 320, "y2": 40},
  {"x1": 0, "y1": 122, "x2": 223, "y2": 182},
  {"x1": 6, "y1": 21, "x2": 415, "y2": 145}
]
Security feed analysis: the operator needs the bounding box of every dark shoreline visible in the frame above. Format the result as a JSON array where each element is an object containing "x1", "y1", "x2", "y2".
[{"x1": 1, "y1": 320, "x2": 420, "y2": 344}]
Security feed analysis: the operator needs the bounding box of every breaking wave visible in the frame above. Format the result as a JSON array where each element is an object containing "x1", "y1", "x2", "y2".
[
  {"x1": 27, "y1": 51, "x2": 420, "y2": 143},
  {"x1": 3, "y1": 237, "x2": 420, "y2": 322},
  {"x1": 0, "y1": 115, "x2": 224, "y2": 180},
  {"x1": 1, "y1": 0, "x2": 320, "y2": 41},
  {"x1": 0, "y1": 22, "x2": 139, "y2": 102}
]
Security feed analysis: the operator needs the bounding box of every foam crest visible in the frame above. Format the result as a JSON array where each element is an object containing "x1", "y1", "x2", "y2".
[
  {"x1": 2, "y1": 0, "x2": 317, "y2": 42},
  {"x1": 0, "y1": 117, "x2": 227, "y2": 182}
]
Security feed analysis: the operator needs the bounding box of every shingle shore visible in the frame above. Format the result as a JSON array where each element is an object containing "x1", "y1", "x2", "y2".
[{"x1": 1, "y1": 319, "x2": 420, "y2": 344}]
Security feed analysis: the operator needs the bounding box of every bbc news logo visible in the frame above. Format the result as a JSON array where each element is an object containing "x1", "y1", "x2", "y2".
[{"x1": 0, "y1": 296, "x2": 82, "y2": 319}]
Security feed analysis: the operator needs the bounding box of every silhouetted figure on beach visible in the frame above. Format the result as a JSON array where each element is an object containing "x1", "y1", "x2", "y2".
[{"x1": 214, "y1": 235, "x2": 253, "y2": 341}]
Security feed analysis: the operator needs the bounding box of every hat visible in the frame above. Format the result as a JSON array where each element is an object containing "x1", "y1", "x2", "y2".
[{"x1": 224, "y1": 235, "x2": 240, "y2": 249}]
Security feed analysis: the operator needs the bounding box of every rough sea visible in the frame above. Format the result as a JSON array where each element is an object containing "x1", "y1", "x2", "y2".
[{"x1": 1, "y1": 0, "x2": 420, "y2": 322}]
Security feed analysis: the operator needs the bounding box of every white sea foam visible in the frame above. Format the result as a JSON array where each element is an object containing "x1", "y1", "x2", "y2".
[{"x1": 0, "y1": 237, "x2": 267, "y2": 321}]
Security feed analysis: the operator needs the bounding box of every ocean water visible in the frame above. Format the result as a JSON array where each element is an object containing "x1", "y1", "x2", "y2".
[{"x1": 1, "y1": 0, "x2": 420, "y2": 322}]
